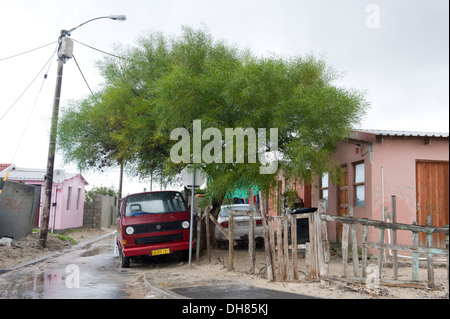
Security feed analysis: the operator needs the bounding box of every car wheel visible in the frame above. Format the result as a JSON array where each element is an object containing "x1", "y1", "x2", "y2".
[{"x1": 119, "y1": 249, "x2": 130, "y2": 268}]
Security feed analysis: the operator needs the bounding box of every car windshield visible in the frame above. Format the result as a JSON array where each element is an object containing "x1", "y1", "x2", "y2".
[
  {"x1": 125, "y1": 192, "x2": 186, "y2": 217},
  {"x1": 219, "y1": 205, "x2": 256, "y2": 217}
]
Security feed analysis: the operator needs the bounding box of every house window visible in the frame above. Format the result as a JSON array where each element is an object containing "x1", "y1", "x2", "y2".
[
  {"x1": 320, "y1": 172, "x2": 329, "y2": 207},
  {"x1": 67, "y1": 187, "x2": 72, "y2": 210},
  {"x1": 76, "y1": 188, "x2": 81, "y2": 210},
  {"x1": 354, "y1": 162, "x2": 365, "y2": 207}
]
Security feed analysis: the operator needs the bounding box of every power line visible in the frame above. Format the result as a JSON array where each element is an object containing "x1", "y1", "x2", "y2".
[
  {"x1": 11, "y1": 48, "x2": 56, "y2": 163},
  {"x1": 72, "y1": 54, "x2": 93, "y2": 94},
  {"x1": 0, "y1": 41, "x2": 57, "y2": 62},
  {"x1": 0, "y1": 45, "x2": 58, "y2": 122},
  {"x1": 71, "y1": 38, "x2": 128, "y2": 60}
]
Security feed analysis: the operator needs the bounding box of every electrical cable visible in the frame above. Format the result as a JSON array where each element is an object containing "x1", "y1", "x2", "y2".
[
  {"x1": 72, "y1": 54, "x2": 93, "y2": 94},
  {"x1": 70, "y1": 38, "x2": 128, "y2": 60},
  {"x1": 11, "y1": 49, "x2": 57, "y2": 163},
  {"x1": 0, "y1": 41, "x2": 57, "y2": 62},
  {"x1": 0, "y1": 44, "x2": 58, "y2": 122}
]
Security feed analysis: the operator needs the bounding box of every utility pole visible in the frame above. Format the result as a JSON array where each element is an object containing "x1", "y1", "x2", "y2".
[
  {"x1": 39, "y1": 16, "x2": 126, "y2": 248},
  {"x1": 40, "y1": 30, "x2": 70, "y2": 248}
]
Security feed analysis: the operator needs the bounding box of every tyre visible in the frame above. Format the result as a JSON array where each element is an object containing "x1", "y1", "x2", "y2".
[{"x1": 119, "y1": 249, "x2": 130, "y2": 268}]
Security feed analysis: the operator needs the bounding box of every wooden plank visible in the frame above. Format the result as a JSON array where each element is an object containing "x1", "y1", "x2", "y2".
[
  {"x1": 268, "y1": 218, "x2": 276, "y2": 281},
  {"x1": 305, "y1": 242, "x2": 311, "y2": 280},
  {"x1": 205, "y1": 205, "x2": 211, "y2": 263},
  {"x1": 412, "y1": 222, "x2": 419, "y2": 282},
  {"x1": 308, "y1": 214, "x2": 318, "y2": 279},
  {"x1": 446, "y1": 225, "x2": 449, "y2": 284},
  {"x1": 283, "y1": 215, "x2": 289, "y2": 279},
  {"x1": 276, "y1": 219, "x2": 284, "y2": 280},
  {"x1": 362, "y1": 225, "x2": 368, "y2": 278},
  {"x1": 341, "y1": 215, "x2": 349, "y2": 278},
  {"x1": 320, "y1": 275, "x2": 439, "y2": 290},
  {"x1": 208, "y1": 213, "x2": 237, "y2": 246},
  {"x1": 377, "y1": 226, "x2": 385, "y2": 277},
  {"x1": 426, "y1": 214, "x2": 434, "y2": 288},
  {"x1": 363, "y1": 242, "x2": 449, "y2": 255},
  {"x1": 228, "y1": 212, "x2": 234, "y2": 271},
  {"x1": 248, "y1": 214, "x2": 255, "y2": 274},
  {"x1": 259, "y1": 191, "x2": 274, "y2": 282},
  {"x1": 348, "y1": 207, "x2": 360, "y2": 277},
  {"x1": 196, "y1": 207, "x2": 201, "y2": 263},
  {"x1": 316, "y1": 200, "x2": 328, "y2": 285},
  {"x1": 391, "y1": 195, "x2": 398, "y2": 280},
  {"x1": 320, "y1": 214, "x2": 449, "y2": 234},
  {"x1": 290, "y1": 214, "x2": 298, "y2": 280},
  {"x1": 248, "y1": 188, "x2": 255, "y2": 274}
]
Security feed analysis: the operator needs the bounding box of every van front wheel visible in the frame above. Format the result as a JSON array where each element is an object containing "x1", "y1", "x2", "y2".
[{"x1": 119, "y1": 249, "x2": 130, "y2": 268}]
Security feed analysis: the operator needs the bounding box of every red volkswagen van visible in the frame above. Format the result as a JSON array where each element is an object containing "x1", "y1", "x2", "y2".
[{"x1": 116, "y1": 191, "x2": 194, "y2": 268}]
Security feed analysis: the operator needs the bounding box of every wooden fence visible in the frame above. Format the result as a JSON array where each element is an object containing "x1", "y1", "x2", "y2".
[
  {"x1": 318, "y1": 197, "x2": 449, "y2": 289},
  {"x1": 197, "y1": 194, "x2": 448, "y2": 290}
]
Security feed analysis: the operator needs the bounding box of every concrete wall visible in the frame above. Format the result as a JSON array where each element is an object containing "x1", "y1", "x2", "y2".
[
  {"x1": 83, "y1": 194, "x2": 117, "y2": 229},
  {"x1": 0, "y1": 181, "x2": 40, "y2": 239}
]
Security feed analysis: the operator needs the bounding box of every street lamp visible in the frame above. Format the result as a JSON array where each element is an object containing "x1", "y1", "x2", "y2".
[{"x1": 40, "y1": 15, "x2": 126, "y2": 248}]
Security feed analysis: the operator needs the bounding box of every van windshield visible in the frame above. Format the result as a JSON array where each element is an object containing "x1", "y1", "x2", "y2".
[{"x1": 125, "y1": 192, "x2": 186, "y2": 217}]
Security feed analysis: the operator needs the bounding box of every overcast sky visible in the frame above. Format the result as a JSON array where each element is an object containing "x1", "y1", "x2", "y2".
[{"x1": 0, "y1": 0, "x2": 448, "y2": 194}]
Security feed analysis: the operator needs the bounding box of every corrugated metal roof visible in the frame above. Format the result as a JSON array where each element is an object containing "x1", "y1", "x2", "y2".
[
  {"x1": 0, "y1": 167, "x2": 88, "y2": 185},
  {"x1": 353, "y1": 129, "x2": 449, "y2": 138}
]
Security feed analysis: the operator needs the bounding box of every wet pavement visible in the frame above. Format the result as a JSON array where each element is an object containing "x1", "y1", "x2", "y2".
[
  {"x1": 171, "y1": 284, "x2": 317, "y2": 299},
  {"x1": 0, "y1": 234, "x2": 317, "y2": 300},
  {"x1": 0, "y1": 235, "x2": 130, "y2": 299}
]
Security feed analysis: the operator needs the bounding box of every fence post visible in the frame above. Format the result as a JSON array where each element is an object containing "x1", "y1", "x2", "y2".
[
  {"x1": 362, "y1": 225, "x2": 368, "y2": 278},
  {"x1": 268, "y1": 217, "x2": 276, "y2": 281},
  {"x1": 196, "y1": 207, "x2": 202, "y2": 263},
  {"x1": 283, "y1": 215, "x2": 289, "y2": 279},
  {"x1": 248, "y1": 189, "x2": 255, "y2": 274},
  {"x1": 445, "y1": 224, "x2": 449, "y2": 284},
  {"x1": 290, "y1": 214, "x2": 298, "y2": 280},
  {"x1": 229, "y1": 212, "x2": 234, "y2": 271},
  {"x1": 276, "y1": 218, "x2": 284, "y2": 280},
  {"x1": 348, "y1": 207, "x2": 360, "y2": 277},
  {"x1": 259, "y1": 191, "x2": 274, "y2": 282},
  {"x1": 341, "y1": 214, "x2": 350, "y2": 278},
  {"x1": 308, "y1": 213, "x2": 319, "y2": 280},
  {"x1": 205, "y1": 205, "x2": 211, "y2": 264},
  {"x1": 391, "y1": 195, "x2": 398, "y2": 280},
  {"x1": 377, "y1": 225, "x2": 385, "y2": 278},
  {"x1": 426, "y1": 214, "x2": 434, "y2": 288},
  {"x1": 412, "y1": 222, "x2": 419, "y2": 282}
]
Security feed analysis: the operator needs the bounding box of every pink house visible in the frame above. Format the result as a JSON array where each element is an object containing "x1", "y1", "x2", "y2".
[
  {"x1": 269, "y1": 129, "x2": 449, "y2": 249},
  {"x1": 0, "y1": 165, "x2": 88, "y2": 231}
]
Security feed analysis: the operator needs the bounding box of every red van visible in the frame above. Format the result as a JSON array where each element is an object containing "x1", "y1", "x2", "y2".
[{"x1": 116, "y1": 191, "x2": 194, "y2": 268}]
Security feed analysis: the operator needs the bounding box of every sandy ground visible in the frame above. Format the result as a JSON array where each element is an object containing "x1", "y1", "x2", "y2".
[
  {"x1": 145, "y1": 248, "x2": 449, "y2": 299},
  {"x1": 1, "y1": 228, "x2": 448, "y2": 299}
]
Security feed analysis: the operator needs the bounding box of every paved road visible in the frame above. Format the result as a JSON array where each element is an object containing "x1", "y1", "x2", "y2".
[
  {"x1": 0, "y1": 235, "x2": 136, "y2": 299},
  {"x1": 0, "y1": 234, "x2": 317, "y2": 300}
]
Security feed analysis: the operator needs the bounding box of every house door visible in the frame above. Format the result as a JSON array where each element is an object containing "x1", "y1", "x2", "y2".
[
  {"x1": 337, "y1": 165, "x2": 348, "y2": 242},
  {"x1": 416, "y1": 161, "x2": 449, "y2": 247}
]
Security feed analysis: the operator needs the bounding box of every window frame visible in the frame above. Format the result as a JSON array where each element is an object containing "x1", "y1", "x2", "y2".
[
  {"x1": 320, "y1": 172, "x2": 329, "y2": 207},
  {"x1": 353, "y1": 161, "x2": 365, "y2": 207}
]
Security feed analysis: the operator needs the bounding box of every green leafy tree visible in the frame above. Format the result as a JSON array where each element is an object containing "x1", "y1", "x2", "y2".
[{"x1": 58, "y1": 26, "x2": 368, "y2": 216}]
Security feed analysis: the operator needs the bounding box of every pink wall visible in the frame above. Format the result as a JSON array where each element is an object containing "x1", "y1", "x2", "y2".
[
  {"x1": 314, "y1": 136, "x2": 449, "y2": 247},
  {"x1": 54, "y1": 176, "x2": 86, "y2": 229},
  {"x1": 23, "y1": 175, "x2": 87, "y2": 230}
]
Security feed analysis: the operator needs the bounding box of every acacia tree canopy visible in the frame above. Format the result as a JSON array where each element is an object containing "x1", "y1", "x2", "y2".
[{"x1": 58, "y1": 26, "x2": 368, "y2": 208}]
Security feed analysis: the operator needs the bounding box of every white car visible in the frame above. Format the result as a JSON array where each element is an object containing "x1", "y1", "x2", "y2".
[{"x1": 214, "y1": 204, "x2": 264, "y2": 246}]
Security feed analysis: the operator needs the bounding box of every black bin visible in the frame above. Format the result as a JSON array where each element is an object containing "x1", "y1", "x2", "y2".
[{"x1": 291, "y1": 207, "x2": 317, "y2": 244}]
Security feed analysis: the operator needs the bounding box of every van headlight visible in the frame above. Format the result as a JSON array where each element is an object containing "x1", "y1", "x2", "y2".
[
  {"x1": 125, "y1": 226, "x2": 134, "y2": 235},
  {"x1": 182, "y1": 221, "x2": 190, "y2": 229}
]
